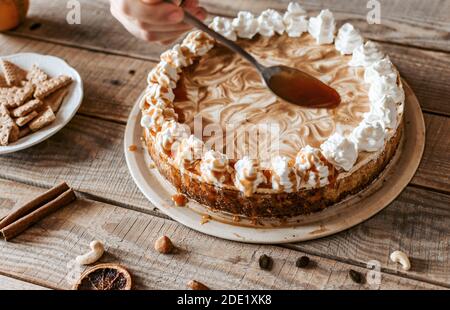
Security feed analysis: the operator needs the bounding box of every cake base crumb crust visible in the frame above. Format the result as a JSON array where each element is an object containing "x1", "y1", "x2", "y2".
[{"x1": 145, "y1": 120, "x2": 403, "y2": 219}]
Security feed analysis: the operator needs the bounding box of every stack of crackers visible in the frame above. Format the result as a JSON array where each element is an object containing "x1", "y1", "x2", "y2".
[{"x1": 0, "y1": 59, "x2": 73, "y2": 146}]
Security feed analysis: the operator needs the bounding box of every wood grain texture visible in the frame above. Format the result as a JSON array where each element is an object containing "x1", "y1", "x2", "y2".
[
  {"x1": 0, "y1": 275, "x2": 49, "y2": 290},
  {"x1": 11, "y1": 0, "x2": 450, "y2": 55},
  {"x1": 0, "y1": 112, "x2": 448, "y2": 201},
  {"x1": 202, "y1": 0, "x2": 450, "y2": 52},
  {"x1": 413, "y1": 114, "x2": 450, "y2": 192},
  {"x1": 288, "y1": 186, "x2": 450, "y2": 287},
  {"x1": 0, "y1": 35, "x2": 152, "y2": 123},
  {"x1": 0, "y1": 179, "x2": 445, "y2": 290},
  {"x1": 1, "y1": 35, "x2": 450, "y2": 119},
  {"x1": 0, "y1": 114, "x2": 448, "y2": 286}
]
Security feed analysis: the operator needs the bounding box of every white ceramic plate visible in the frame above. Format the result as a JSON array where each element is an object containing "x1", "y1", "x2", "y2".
[
  {"x1": 0, "y1": 53, "x2": 83, "y2": 154},
  {"x1": 124, "y1": 82, "x2": 425, "y2": 244}
]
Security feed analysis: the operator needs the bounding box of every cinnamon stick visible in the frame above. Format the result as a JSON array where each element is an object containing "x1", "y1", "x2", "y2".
[
  {"x1": 0, "y1": 182, "x2": 69, "y2": 230},
  {"x1": 1, "y1": 188, "x2": 76, "y2": 241}
]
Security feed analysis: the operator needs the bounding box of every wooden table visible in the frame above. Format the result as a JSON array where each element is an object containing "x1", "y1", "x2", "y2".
[{"x1": 0, "y1": 0, "x2": 449, "y2": 290}]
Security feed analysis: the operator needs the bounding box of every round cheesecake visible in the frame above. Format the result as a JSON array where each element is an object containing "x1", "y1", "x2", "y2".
[{"x1": 140, "y1": 4, "x2": 405, "y2": 219}]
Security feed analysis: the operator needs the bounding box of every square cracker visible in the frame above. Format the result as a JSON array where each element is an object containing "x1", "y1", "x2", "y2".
[
  {"x1": 29, "y1": 105, "x2": 56, "y2": 132},
  {"x1": 0, "y1": 104, "x2": 19, "y2": 146},
  {"x1": 0, "y1": 60, "x2": 28, "y2": 86},
  {"x1": 45, "y1": 86, "x2": 69, "y2": 113}
]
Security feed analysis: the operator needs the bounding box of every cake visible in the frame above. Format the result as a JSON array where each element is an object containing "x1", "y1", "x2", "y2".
[{"x1": 140, "y1": 3, "x2": 405, "y2": 219}]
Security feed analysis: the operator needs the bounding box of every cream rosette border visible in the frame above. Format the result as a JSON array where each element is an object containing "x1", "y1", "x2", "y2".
[{"x1": 140, "y1": 2, "x2": 405, "y2": 197}]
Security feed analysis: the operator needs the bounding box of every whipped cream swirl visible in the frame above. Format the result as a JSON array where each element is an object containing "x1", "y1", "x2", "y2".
[
  {"x1": 182, "y1": 30, "x2": 215, "y2": 56},
  {"x1": 335, "y1": 23, "x2": 363, "y2": 55},
  {"x1": 368, "y1": 76, "x2": 404, "y2": 104},
  {"x1": 232, "y1": 11, "x2": 259, "y2": 39},
  {"x1": 210, "y1": 17, "x2": 237, "y2": 41},
  {"x1": 141, "y1": 106, "x2": 177, "y2": 133},
  {"x1": 350, "y1": 120, "x2": 385, "y2": 152},
  {"x1": 146, "y1": 83, "x2": 175, "y2": 104},
  {"x1": 349, "y1": 41, "x2": 384, "y2": 67},
  {"x1": 320, "y1": 133, "x2": 358, "y2": 171},
  {"x1": 200, "y1": 150, "x2": 231, "y2": 185},
  {"x1": 156, "y1": 120, "x2": 188, "y2": 156},
  {"x1": 161, "y1": 44, "x2": 193, "y2": 69},
  {"x1": 308, "y1": 9, "x2": 336, "y2": 44},
  {"x1": 295, "y1": 146, "x2": 331, "y2": 188},
  {"x1": 258, "y1": 9, "x2": 285, "y2": 37},
  {"x1": 234, "y1": 157, "x2": 266, "y2": 197},
  {"x1": 364, "y1": 57, "x2": 397, "y2": 84},
  {"x1": 365, "y1": 95, "x2": 398, "y2": 129},
  {"x1": 283, "y1": 2, "x2": 308, "y2": 37},
  {"x1": 147, "y1": 61, "x2": 179, "y2": 89},
  {"x1": 271, "y1": 156, "x2": 298, "y2": 192},
  {"x1": 175, "y1": 135, "x2": 204, "y2": 171}
]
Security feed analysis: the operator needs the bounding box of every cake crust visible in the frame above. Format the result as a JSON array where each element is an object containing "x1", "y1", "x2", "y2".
[{"x1": 145, "y1": 121, "x2": 402, "y2": 218}]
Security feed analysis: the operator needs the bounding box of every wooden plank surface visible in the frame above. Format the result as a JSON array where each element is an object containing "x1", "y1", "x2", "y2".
[
  {"x1": 0, "y1": 114, "x2": 449, "y2": 286},
  {"x1": 1, "y1": 35, "x2": 449, "y2": 120},
  {"x1": 0, "y1": 36, "x2": 151, "y2": 123},
  {"x1": 288, "y1": 186, "x2": 450, "y2": 287},
  {"x1": 0, "y1": 275, "x2": 49, "y2": 290},
  {"x1": 1, "y1": 0, "x2": 449, "y2": 290},
  {"x1": 202, "y1": 0, "x2": 450, "y2": 52},
  {"x1": 0, "y1": 179, "x2": 445, "y2": 290},
  {"x1": 12, "y1": 0, "x2": 450, "y2": 56},
  {"x1": 0, "y1": 113, "x2": 448, "y2": 203}
]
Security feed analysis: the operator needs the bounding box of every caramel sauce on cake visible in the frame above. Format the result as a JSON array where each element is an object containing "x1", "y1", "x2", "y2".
[{"x1": 174, "y1": 34, "x2": 370, "y2": 167}]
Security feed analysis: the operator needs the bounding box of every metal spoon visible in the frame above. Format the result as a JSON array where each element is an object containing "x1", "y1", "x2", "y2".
[{"x1": 165, "y1": 1, "x2": 341, "y2": 109}]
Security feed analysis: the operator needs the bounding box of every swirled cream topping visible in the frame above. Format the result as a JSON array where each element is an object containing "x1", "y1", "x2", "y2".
[
  {"x1": 232, "y1": 11, "x2": 259, "y2": 39},
  {"x1": 369, "y1": 76, "x2": 404, "y2": 104},
  {"x1": 283, "y1": 2, "x2": 308, "y2": 37},
  {"x1": 156, "y1": 120, "x2": 188, "y2": 156},
  {"x1": 271, "y1": 156, "x2": 298, "y2": 192},
  {"x1": 350, "y1": 119, "x2": 385, "y2": 152},
  {"x1": 210, "y1": 17, "x2": 237, "y2": 41},
  {"x1": 142, "y1": 4, "x2": 405, "y2": 195},
  {"x1": 148, "y1": 61, "x2": 179, "y2": 89},
  {"x1": 295, "y1": 145, "x2": 332, "y2": 188},
  {"x1": 141, "y1": 106, "x2": 177, "y2": 133},
  {"x1": 161, "y1": 44, "x2": 194, "y2": 69},
  {"x1": 175, "y1": 135, "x2": 204, "y2": 171},
  {"x1": 364, "y1": 57, "x2": 397, "y2": 84},
  {"x1": 146, "y1": 83, "x2": 175, "y2": 103},
  {"x1": 182, "y1": 30, "x2": 215, "y2": 56},
  {"x1": 258, "y1": 9, "x2": 285, "y2": 37},
  {"x1": 349, "y1": 41, "x2": 384, "y2": 67},
  {"x1": 175, "y1": 33, "x2": 371, "y2": 167},
  {"x1": 200, "y1": 150, "x2": 231, "y2": 185},
  {"x1": 365, "y1": 95, "x2": 398, "y2": 129},
  {"x1": 308, "y1": 9, "x2": 336, "y2": 44},
  {"x1": 335, "y1": 23, "x2": 363, "y2": 55},
  {"x1": 320, "y1": 133, "x2": 358, "y2": 171},
  {"x1": 234, "y1": 157, "x2": 266, "y2": 196}
]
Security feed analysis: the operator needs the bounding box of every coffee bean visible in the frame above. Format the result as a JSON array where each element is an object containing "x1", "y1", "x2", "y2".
[
  {"x1": 349, "y1": 269, "x2": 363, "y2": 284},
  {"x1": 259, "y1": 254, "x2": 273, "y2": 270},
  {"x1": 296, "y1": 256, "x2": 310, "y2": 268}
]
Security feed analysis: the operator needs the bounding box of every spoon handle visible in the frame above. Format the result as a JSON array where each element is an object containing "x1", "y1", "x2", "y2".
[{"x1": 163, "y1": 0, "x2": 265, "y2": 72}]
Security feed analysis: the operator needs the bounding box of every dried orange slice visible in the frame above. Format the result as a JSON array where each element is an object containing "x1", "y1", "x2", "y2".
[{"x1": 73, "y1": 263, "x2": 132, "y2": 290}]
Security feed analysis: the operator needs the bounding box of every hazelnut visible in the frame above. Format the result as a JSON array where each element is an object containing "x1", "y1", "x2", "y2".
[
  {"x1": 187, "y1": 280, "x2": 209, "y2": 290},
  {"x1": 154, "y1": 235, "x2": 174, "y2": 254}
]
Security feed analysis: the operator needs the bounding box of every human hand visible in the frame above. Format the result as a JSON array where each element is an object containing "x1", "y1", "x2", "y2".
[{"x1": 110, "y1": 0, "x2": 207, "y2": 44}]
